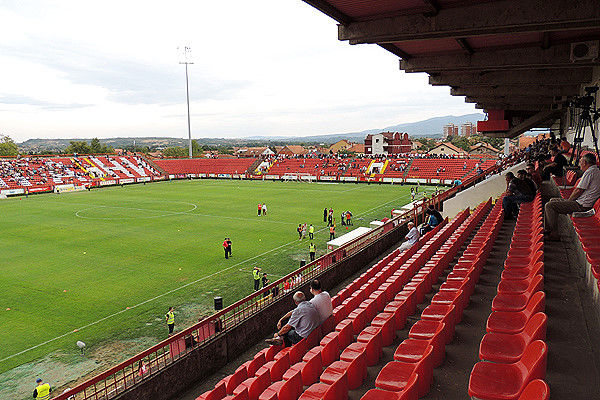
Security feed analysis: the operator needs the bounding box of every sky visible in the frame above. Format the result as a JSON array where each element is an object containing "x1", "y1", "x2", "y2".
[{"x1": 0, "y1": 0, "x2": 477, "y2": 143}]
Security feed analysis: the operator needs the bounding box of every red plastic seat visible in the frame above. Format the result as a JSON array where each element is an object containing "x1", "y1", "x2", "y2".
[
  {"x1": 420, "y1": 304, "x2": 456, "y2": 345},
  {"x1": 430, "y1": 289, "x2": 465, "y2": 325},
  {"x1": 384, "y1": 300, "x2": 408, "y2": 330},
  {"x1": 333, "y1": 304, "x2": 349, "y2": 325},
  {"x1": 224, "y1": 387, "x2": 249, "y2": 400},
  {"x1": 233, "y1": 369, "x2": 271, "y2": 400},
  {"x1": 305, "y1": 325, "x2": 323, "y2": 349},
  {"x1": 255, "y1": 352, "x2": 290, "y2": 382},
  {"x1": 219, "y1": 367, "x2": 248, "y2": 395},
  {"x1": 359, "y1": 298, "x2": 379, "y2": 321},
  {"x1": 339, "y1": 342, "x2": 368, "y2": 381},
  {"x1": 356, "y1": 326, "x2": 383, "y2": 366},
  {"x1": 321, "y1": 314, "x2": 335, "y2": 335},
  {"x1": 283, "y1": 348, "x2": 322, "y2": 386},
  {"x1": 501, "y1": 262, "x2": 543, "y2": 282},
  {"x1": 320, "y1": 358, "x2": 365, "y2": 390},
  {"x1": 498, "y1": 274, "x2": 544, "y2": 295},
  {"x1": 371, "y1": 312, "x2": 396, "y2": 346},
  {"x1": 318, "y1": 331, "x2": 341, "y2": 367},
  {"x1": 394, "y1": 290, "x2": 417, "y2": 315},
  {"x1": 491, "y1": 275, "x2": 543, "y2": 313},
  {"x1": 518, "y1": 379, "x2": 549, "y2": 400},
  {"x1": 274, "y1": 338, "x2": 307, "y2": 364},
  {"x1": 258, "y1": 371, "x2": 302, "y2": 400},
  {"x1": 360, "y1": 374, "x2": 418, "y2": 400},
  {"x1": 254, "y1": 345, "x2": 282, "y2": 363},
  {"x1": 468, "y1": 340, "x2": 548, "y2": 400},
  {"x1": 347, "y1": 307, "x2": 368, "y2": 333},
  {"x1": 335, "y1": 319, "x2": 354, "y2": 349},
  {"x1": 407, "y1": 321, "x2": 446, "y2": 367},
  {"x1": 197, "y1": 381, "x2": 227, "y2": 400},
  {"x1": 299, "y1": 375, "x2": 348, "y2": 400},
  {"x1": 487, "y1": 291, "x2": 546, "y2": 334},
  {"x1": 376, "y1": 345, "x2": 434, "y2": 397},
  {"x1": 479, "y1": 313, "x2": 547, "y2": 363},
  {"x1": 238, "y1": 353, "x2": 266, "y2": 377}
]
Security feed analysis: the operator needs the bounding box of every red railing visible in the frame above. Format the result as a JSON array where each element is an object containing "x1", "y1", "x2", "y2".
[{"x1": 52, "y1": 155, "x2": 518, "y2": 400}]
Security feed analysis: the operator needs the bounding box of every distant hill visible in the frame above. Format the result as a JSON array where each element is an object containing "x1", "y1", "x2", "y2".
[
  {"x1": 272, "y1": 113, "x2": 484, "y2": 143},
  {"x1": 18, "y1": 113, "x2": 485, "y2": 152}
]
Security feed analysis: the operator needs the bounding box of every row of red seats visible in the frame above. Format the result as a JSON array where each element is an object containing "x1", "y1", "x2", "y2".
[
  {"x1": 571, "y1": 197, "x2": 600, "y2": 301},
  {"x1": 469, "y1": 193, "x2": 550, "y2": 400},
  {"x1": 364, "y1": 198, "x2": 497, "y2": 399},
  {"x1": 196, "y1": 209, "x2": 468, "y2": 400},
  {"x1": 300, "y1": 207, "x2": 481, "y2": 399}
]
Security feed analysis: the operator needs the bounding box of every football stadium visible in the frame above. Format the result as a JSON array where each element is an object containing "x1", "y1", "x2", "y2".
[{"x1": 3, "y1": 1, "x2": 600, "y2": 400}]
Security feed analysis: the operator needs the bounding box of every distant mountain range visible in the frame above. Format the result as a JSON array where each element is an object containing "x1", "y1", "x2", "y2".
[{"x1": 18, "y1": 113, "x2": 484, "y2": 152}]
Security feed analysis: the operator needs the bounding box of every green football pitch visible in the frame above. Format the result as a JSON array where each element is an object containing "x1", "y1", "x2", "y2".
[{"x1": 0, "y1": 179, "x2": 430, "y2": 376}]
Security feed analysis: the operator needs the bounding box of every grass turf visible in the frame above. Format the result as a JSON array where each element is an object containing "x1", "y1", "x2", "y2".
[{"x1": 0, "y1": 179, "x2": 430, "y2": 374}]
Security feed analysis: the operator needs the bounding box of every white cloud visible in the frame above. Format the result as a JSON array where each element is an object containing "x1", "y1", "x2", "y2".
[{"x1": 0, "y1": 0, "x2": 476, "y2": 142}]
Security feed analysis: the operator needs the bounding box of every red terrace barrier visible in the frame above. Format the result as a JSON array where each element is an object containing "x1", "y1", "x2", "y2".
[{"x1": 52, "y1": 156, "x2": 516, "y2": 400}]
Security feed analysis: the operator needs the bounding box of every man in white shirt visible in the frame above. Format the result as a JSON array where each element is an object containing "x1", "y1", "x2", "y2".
[
  {"x1": 309, "y1": 280, "x2": 333, "y2": 323},
  {"x1": 399, "y1": 222, "x2": 420, "y2": 252},
  {"x1": 545, "y1": 153, "x2": 600, "y2": 241}
]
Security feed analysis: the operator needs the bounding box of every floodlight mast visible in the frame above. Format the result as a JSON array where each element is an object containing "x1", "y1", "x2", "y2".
[{"x1": 180, "y1": 46, "x2": 193, "y2": 159}]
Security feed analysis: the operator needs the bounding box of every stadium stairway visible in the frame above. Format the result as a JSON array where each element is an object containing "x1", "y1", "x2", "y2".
[{"x1": 180, "y1": 197, "x2": 600, "y2": 400}]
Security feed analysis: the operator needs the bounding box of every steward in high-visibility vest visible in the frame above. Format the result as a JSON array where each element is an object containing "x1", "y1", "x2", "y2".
[
  {"x1": 329, "y1": 225, "x2": 335, "y2": 240},
  {"x1": 309, "y1": 224, "x2": 314, "y2": 239},
  {"x1": 253, "y1": 266, "x2": 262, "y2": 291},
  {"x1": 166, "y1": 307, "x2": 175, "y2": 335},
  {"x1": 33, "y1": 379, "x2": 51, "y2": 400},
  {"x1": 309, "y1": 243, "x2": 316, "y2": 261}
]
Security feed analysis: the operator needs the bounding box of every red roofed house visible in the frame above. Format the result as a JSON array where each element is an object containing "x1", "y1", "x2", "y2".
[{"x1": 364, "y1": 132, "x2": 412, "y2": 156}]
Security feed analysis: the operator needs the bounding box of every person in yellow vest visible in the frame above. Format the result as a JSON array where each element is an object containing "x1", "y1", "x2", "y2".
[
  {"x1": 309, "y1": 242, "x2": 316, "y2": 261},
  {"x1": 253, "y1": 266, "x2": 262, "y2": 291},
  {"x1": 165, "y1": 307, "x2": 175, "y2": 335},
  {"x1": 329, "y1": 224, "x2": 335, "y2": 240},
  {"x1": 308, "y1": 224, "x2": 314, "y2": 240},
  {"x1": 33, "y1": 378, "x2": 51, "y2": 400}
]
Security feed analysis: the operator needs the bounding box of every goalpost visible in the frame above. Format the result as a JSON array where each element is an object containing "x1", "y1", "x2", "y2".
[{"x1": 282, "y1": 173, "x2": 315, "y2": 183}]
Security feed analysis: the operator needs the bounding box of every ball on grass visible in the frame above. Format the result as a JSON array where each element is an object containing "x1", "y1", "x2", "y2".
[
  {"x1": 83, "y1": 251, "x2": 86, "y2": 255},
  {"x1": 178, "y1": 268, "x2": 182, "y2": 270},
  {"x1": 259, "y1": 239, "x2": 262, "y2": 241}
]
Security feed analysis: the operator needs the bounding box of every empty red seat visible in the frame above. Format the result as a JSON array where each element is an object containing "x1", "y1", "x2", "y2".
[
  {"x1": 406, "y1": 321, "x2": 446, "y2": 367},
  {"x1": 274, "y1": 338, "x2": 307, "y2": 364},
  {"x1": 491, "y1": 275, "x2": 543, "y2": 313},
  {"x1": 360, "y1": 374, "x2": 418, "y2": 400},
  {"x1": 371, "y1": 312, "x2": 396, "y2": 346},
  {"x1": 356, "y1": 326, "x2": 383, "y2": 366},
  {"x1": 376, "y1": 345, "x2": 434, "y2": 397},
  {"x1": 384, "y1": 300, "x2": 408, "y2": 330},
  {"x1": 518, "y1": 379, "x2": 549, "y2": 400},
  {"x1": 420, "y1": 304, "x2": 456, "y2": 344},
  {"x1": 255, "y1": 352, "x2": 290, "y2": 382},
  {"x1": 197, "y1": 381, "x2": 227, "y2": 400},
  {"x1": 468, "y1": 340, "x2": 548, "y2": 400},
  {"x1": 219, "y1": 366, "x2": 248, "y2": 395},
  {"x1": 299, "y1": 374, "x2": 348, "y2": 400},
  {"x1": 347, "y1": 307, "x2": 368, "y2": 333},
  {"x1": 233, "y1": 369, "x2": 271, "y2": 400},
  {"x1": 318, "y1": 331, "x2": 340, "y2": 367},
  {"x1": 479, "y1": 313, "x2": 547, "y2": 363},
  {"x1": 335, "y1": 319, "x2": 354, "y2": 349},
  {"x1": 258, "y1": 370, "x2": 302, "y2": 400},
  {"x1": 284, "y1": 351, "x2": 322, "y2": 386},
  {"x1": 238, "y1": 353, "x2": 266, "y2": 377}
]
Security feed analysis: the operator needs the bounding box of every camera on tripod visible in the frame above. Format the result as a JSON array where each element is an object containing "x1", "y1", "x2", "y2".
[{"x1": 571, "y1": 86, "x2": 599, "y2": 109}]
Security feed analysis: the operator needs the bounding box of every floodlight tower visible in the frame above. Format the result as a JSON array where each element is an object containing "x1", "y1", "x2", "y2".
[{"x1": 180, "y1": 46, "x2": 193, "y2": 158}]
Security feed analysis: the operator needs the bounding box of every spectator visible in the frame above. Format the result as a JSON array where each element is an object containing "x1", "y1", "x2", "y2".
[
  {"x1": 527, "y1": 163, "x2": 542, "y2": 188},
  {"x1": 309, "y1": 280, "x2": 333, "y2": 323},
  {"x1": 399, "y1": 221, "x2": 420, "y2": 252},
  {"x1": 419, "y1": 208, "x2": 440, "y2": 235},
  {"x1": 545, "y1": 153, "x2": 600, "y2": 241},
  {"x1": 265, "y1": 291, "x2": 320, "y2": 347},
  {"x1": 518, "y1": 169, "x2": 537, "y2": 194},
  {"x1": 502, "y1": 171, "x2": 534, "y2": 219},
  {"x1": 541, "y1": 146, "x2": 568, "y2": 180}
]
